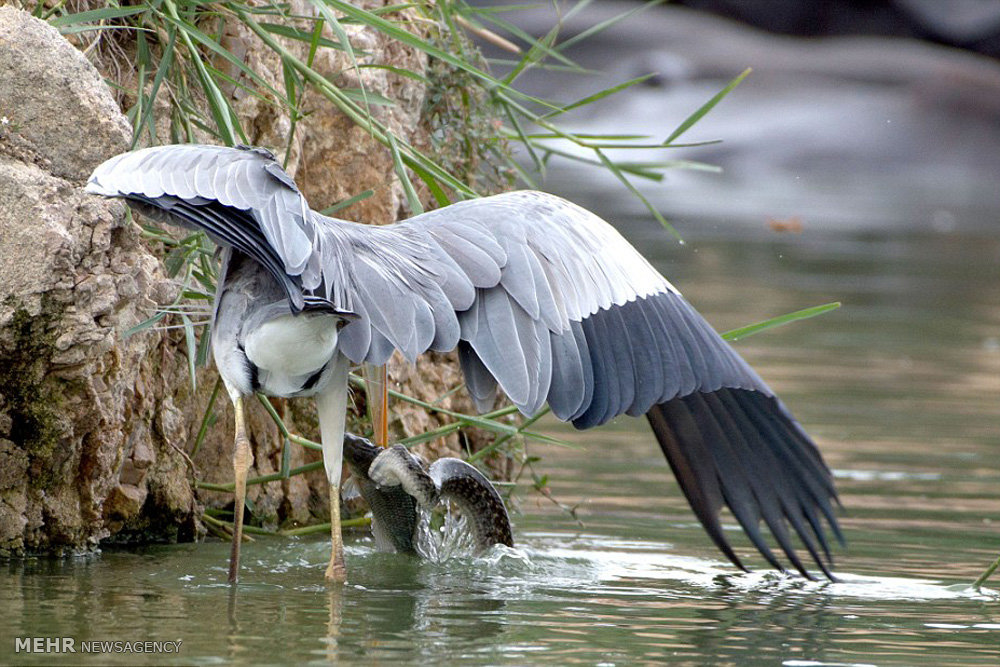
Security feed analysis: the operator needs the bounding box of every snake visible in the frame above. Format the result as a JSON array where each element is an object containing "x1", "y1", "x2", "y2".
[{"x1": 342, "y1": 434, "x2": 514, "y2": 554}]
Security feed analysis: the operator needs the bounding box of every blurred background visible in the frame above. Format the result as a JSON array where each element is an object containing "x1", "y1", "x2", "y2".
[{"x1": 471, "y1": 0, "x2": 1000, "y2": 232}]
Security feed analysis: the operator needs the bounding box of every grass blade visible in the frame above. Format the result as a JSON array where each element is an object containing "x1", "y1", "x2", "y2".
[
  {"x1": 408, "y1": 161, "x2": 453, "y2": 208},
  {"x1": 387, "y1": 133, "x2": 424, "y2": 214},
  {"x1": 557, "y1": 0, "x2": 664, "y2": 53},
  {"x1": 471, "y1": 11, "x2": 580, "y2": 70},
  {"x1": 323, "y1": 0, "x2": 561, "y2": 112},
  {"x1": 132, "y1": 24, "x2": 176, "y2": 147},
  {"x1": 358, "y1": 63, "x2": 430, "y2": 84},
  {"x1": 595, "y1": 147, "x2": 680, "y2": 238},
  {"x1": 541, "y1": 73, "x2": 656, "y2": 120},
  {"x1": 722, "y1": 302, "x2": 842, "y2": 342},
  {"x1": 258, "y1": 21, "x2": 346, "y2": 50},
  {"x1": 49, "y1": 5, "x2": 148, "y2": 26},
  {"x1": 320, "y1": 189, "x2": 375, "y2": 215},
  {"x1": 162, "y1": 0, "x2": 243, "y2": 145},
  {"x1": 973, "y1": 554, "x2": 1000, "y2": 590},
  {"x1": 159, "y1": 8, "x2": 290, "y2": 107},
  {"x1": 501, "y1": 19, "x2": 564, "y2": 86},
  {"x1": 663, "y1": 67, "x2": 750, "y2": 146},
  {"x1": 236, "y1": 8, "x2": 479, "y2": 199},
  {"x1": 309, "y1": 0, "x2": 375, "y2": 119},
  {"x1": 124, "y1": 311, "x2": 167, "y2": 339}
]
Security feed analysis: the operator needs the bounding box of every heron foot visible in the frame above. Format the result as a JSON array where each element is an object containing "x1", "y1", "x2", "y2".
[{"x1": 324, "y1": 552, "x2": 347, "y2": 583}]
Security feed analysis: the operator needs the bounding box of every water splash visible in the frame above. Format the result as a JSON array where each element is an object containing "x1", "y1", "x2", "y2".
[
  {"x1": 412, "y1": 502, "x2": 532, "y2": 572},
  {"x1": 414, "y1": 503, "x2": 479, "y2": 562}
]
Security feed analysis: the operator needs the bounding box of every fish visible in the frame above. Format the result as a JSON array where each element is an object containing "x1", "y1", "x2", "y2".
[{"x1": 342, "y1": 434, "x2": 514, "y2": 554}]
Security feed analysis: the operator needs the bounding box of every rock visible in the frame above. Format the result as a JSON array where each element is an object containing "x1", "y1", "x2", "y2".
[
  {"x1": 0, "y1": 6, "x2": 131, "y2": 181},
  {"x1": 0, "y1": 2, "x2": 506, "y2": 556},
  {"x1": 0, "y1": 155, "x2": 163, "y2": 555},
  {"x1": 0, "y1": 7, "x2": 195, "y2": 555}
]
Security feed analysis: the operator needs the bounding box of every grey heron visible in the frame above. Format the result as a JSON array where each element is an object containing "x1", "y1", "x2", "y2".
[{"x1": 86, "y1": 143, "x2": 843, "y2": 583}]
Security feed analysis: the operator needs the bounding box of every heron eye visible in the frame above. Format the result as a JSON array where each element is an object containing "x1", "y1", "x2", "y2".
[{"x1": 336, "y1": 318, "x2": 349, "y2": 331}]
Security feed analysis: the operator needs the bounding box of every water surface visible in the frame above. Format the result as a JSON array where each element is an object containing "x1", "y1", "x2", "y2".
[{"x1": 2, "y1": 219, "x2": 999, "y2": 665}]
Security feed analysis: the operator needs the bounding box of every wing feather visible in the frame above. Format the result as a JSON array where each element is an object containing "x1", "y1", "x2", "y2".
[
  {"x1": 648, "y1": 296, "x2": 695, "y2": 399},
  {"x1": 338, "y1": 301, "x2": 373, "y2": 362},
  {"x1": 575, "y1": 314, "x2": 616, "y2": 429},
  {"x1": 569, "y1": 321, "x2": 596, "y2": 423},
  {"x1": 496, "y1": 233, "x2": 542, "y2": 320},
  {"x1": 604, "y1": 307, "x2": 636, "y2": 419},
  {"x1": 473, "y1": 289, "x2": 530, "y2": 407},
  {"x1": 547, "y1": 328, "x2": 586, "y2": 420},
  {"x1": 430, "y1": 230, "x2": 504, "y2": 288},
  {"x1": 458, "y1": 341, "x2": 499, "y2": 413},
  {"x1": 623, "y1": 300, "x2": 664, "y2": 417}
]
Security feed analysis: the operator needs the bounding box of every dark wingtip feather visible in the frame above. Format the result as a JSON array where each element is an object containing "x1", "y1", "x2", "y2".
[
  {"x1": 647, "y1": 401, "x2": 749, "y2": 573},
  {"x1": 647, "y1": 390, "x2": 842, "y2": 580}
]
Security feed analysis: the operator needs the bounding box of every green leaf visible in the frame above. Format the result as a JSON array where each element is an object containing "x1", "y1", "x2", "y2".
[
  {"x1": 557, "y1": 0, "x2": 664, "y2": 53},
  {"x1": 408, "y1": 161, "x2": 453, "y2": 208},
  {"x1": 471, "y1": 10, "x2": 580, "y2": 71},
  {"x1": 503, "y1": 105, "x2": 544, "y2": 176},
  {"x1": 973, "y1": 553, "x2": 1000, "y2": 590},
  {"x1": 321, "y1": 0, "x2": 560, "y2": 112},
  {"x1": 320, "y1": 190, "x2": 375, "y2": 215},
  {"x1": 161, "y1": 0, "x2": 243, "y2": 145},
  {"x1": 541, "y1": 74, "x2": 656, "y2": 120},
  {"x1": 369, "y1": 4, "x2": 421, "y2": 16},
  {"x1": 722, "y1": 302, "x2": 841, "y2": 342},
  {"x1": 387, "y1": 133, "x2": 424, "y2": 215},
  {"x1": 123, "y1": 311, "x2": 167, "y2": 339},
  {"x1": 395, "y1": 423, "x2": 463, "y2": 448},
  {"x1": 195, "y1": 321, "x2": 213, "y2": 367},
  {"x1": 340, "y1": 88, "x2": 396, "y2": 106},
  {"x1": 663, "y1": 67, "x2": 751, "y2": 146},
  {"x1": 236, "y1": 8, "x2": 478, "y2": 199},
  {"x1": 49, "y1": 5, "x2": 149, "y2": 27},
  {"x1": 132, "y1": 26, "x2": 173, "y2": 148},
  {"x1": 501, "y1": 19, "x2": 563, "y2": 86},
  {"x1": 595, "y1": 148, "x2": 680, "y2": 239},
  {"x1": 258, "y1": 21, "x2": 346, "y2": 51},
  {"x1": 164, "y1": 246, "x2": 189, "y2": 278},
  {"x1": 308, "y1": 0, "x2": 375, "y2": 117},
  {"x1": 158, "y1": 9, "x2": 289, "y2": 107},
  {"x1": 521, "y1": 133, "x2": 723, "y2": 150},
  {"x1": 357, "y1": 63, "x2": 431, "y2": 84}
]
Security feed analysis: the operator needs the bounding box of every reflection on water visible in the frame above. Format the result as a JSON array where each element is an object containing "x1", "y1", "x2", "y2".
[{"x1": 2, "y1": 223, "x2": 999, "y2": 665}]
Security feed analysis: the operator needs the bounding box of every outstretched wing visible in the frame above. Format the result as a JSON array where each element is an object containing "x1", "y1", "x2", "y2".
[{"x1": 87, "y1": 144, "x2": 842, "y2": 577}]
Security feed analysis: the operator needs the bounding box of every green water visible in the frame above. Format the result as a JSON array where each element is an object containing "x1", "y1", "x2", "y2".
[{"x1": 2, "y1": 224, "x2": 999, "y2": 665}]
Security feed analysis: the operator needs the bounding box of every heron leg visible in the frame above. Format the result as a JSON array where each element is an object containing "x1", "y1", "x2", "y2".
[
  {"x1": 317, "y1": 354, "x2": 350, "y2": 583},
  {"x1": 228, "y1": 394, "x2": 253, "y2": 584}
]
